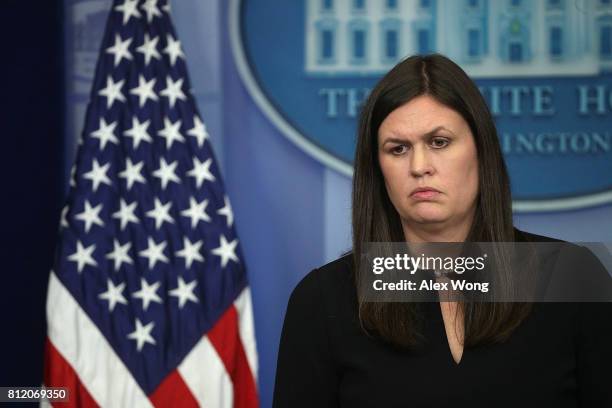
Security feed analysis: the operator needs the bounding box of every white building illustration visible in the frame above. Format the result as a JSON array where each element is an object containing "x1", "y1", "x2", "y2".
[{"x1": 305, "y1": 0, "x2": 612, "y2": 77}]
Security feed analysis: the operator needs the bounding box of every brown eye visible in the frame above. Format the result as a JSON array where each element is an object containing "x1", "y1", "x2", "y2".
[
  {"x1": 431, "y1": 137, "x2": 450, "y2": 149},
  {"x1": 391, "y1": 145, "x2": 408, "y2": 155}
]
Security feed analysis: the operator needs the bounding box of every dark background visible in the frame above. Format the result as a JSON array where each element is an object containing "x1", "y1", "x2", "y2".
[{"x1": 0, "y1": 0, "x2": 64, "y2": 389}]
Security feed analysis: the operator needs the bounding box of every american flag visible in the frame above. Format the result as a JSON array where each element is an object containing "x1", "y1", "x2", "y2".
[{"x1": 44, "y1": 1, "x2": 259, "y2": 406}]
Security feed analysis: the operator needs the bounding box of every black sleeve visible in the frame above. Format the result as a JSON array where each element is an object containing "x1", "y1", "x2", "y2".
[
  {"x1": 272, "y1": 269, "x2": 339, "y2": 408},
  {"x1": 574, "y1": 247, "x2": 612, "y2": 407}
]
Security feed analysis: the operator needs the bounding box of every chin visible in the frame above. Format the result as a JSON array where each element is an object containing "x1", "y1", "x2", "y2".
[{"x1": 408, "y1": 206, "x2": 448, "y2": 224}]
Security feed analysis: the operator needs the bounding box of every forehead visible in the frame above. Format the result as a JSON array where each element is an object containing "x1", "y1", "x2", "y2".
[{"x1": 378, "y1": 95, "x2": 468, "y2": 136}]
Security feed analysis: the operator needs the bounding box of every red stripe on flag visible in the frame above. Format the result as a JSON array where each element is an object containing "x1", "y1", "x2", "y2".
[
  {"x1": 208, "y1": 305, "x2": 259, "y2": 408},
  {"x1": 150, "y1": 369, "x2": 198, "y2": 408},
  {"x1": 44, "y1": 337, "x2": 98, "y2": 408}
]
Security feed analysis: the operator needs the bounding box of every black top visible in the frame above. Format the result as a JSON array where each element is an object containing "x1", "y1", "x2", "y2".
[{"x1": 272, "y1": 229, "x2": 612, "y2": 407}]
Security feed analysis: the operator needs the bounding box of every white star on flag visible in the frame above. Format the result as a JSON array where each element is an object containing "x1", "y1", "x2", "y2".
[
  {"x1": 98, "y1": 279, "x2": 128, "y2": 312},
  {"x1": 91, "y1": 118, "x2": 119, "y2": 150},
  {"x1": 141, "y1": 0, "x2": 162, "y2": 22},
  {"x1": 60, "y1": 206, "x2": 69, "y2": 229},
  {"x1": 175, "y1": 237, "x2": 205, "y2": 268},
  {"x1": 69, "y1": 165, "x2": 76, "y2": 187},
  {"x1": 98, "y1": 76, "x2": 126, "y2": 108},
  {"x1": 127, "y1": 318, "x2": 156, "y2": 352},
  {"x1": 187, "y1": 116, "x2": 209, "y2": 148},
  {"x1": 130, "y1": 75, "x2": 158, "y2": 108},
  {"x1": 136, "y1": 33, "x2": 161, "y2": 66},
  {"x1": 132, "y1": 278, "x2": 163, "y2": 311},
  {"x1": 105, "y1": 239, "x2": 133, "y2": 271},
  {"x1": 180, "y1": 197, "x2": 211, "y2": 228},
  {"x1": 75, "y1": 200, "x2": 105, "y2": 232},
  {"x1": 83, "y1": 159, "x2": 112, "y2": 192},
  {"x1": 114, "y1": 0, "x2": 141, "y2": 25},
  {"x1": 211, "y1": 234, "x2": 239, "y2": 268},
  {"x1": 118, "y1": 158, "x2": 146, "y2": 190},
  {"x1": 152, "y1": 158, "x2": 181, "y2": 189},
  {"x1": 169, "y1": 277, "x2": 199, "y2": 309},
  {"x1": 105, "y1": 34, "x2": 133, "y2": 66},
  {"x1": 160, "y1": 76, "x2": 186, "y2": 108},
  {"x1": 217, "y1": 195, "x2": 234, "y2": 227},
  {"x1": 187, "y1": 157, "x2": 215, "y2": 188},
  {"x1": 68, "y1": 241, "x2": 97, "y2": 273},
  {"x1": 112, "y1": 199, "x2": 139, "y2": 231},
  {"x1": 138, "y1": 237, "x2": 169, "y2": 269},
  {"x1": 124, "y1": 117, "x2": 153, "y2": 149},
  {"x1": 157, "y1": 117, "x2": 185, "y2": 149},
  {"x1": 145, "y1": 198, "x2": 175, "y2": 230},
  {"x1": 163, "y1": 34, "x2": 185, "y2": 66}
]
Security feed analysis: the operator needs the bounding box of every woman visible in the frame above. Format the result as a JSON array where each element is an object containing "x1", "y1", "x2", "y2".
[{"x1": 272, "y1": 54, "x2": 612, "y2": 407}]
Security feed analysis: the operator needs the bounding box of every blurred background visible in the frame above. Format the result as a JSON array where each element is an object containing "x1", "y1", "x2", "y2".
[{"x1": 2, "y1": 0, "x2": 612, "y2": 407}]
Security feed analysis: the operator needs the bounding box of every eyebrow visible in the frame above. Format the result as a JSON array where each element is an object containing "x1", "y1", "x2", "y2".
[{"x1": 380, "y1": 126, "x2": 453, "y2": 146}]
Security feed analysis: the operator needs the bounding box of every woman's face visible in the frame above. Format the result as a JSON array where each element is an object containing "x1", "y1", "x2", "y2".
[{"x1": 377, "y1": 95, "x2": 479, "y2": 238}]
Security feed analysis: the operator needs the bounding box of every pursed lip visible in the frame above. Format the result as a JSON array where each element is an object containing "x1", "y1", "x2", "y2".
[{"x1": 410, "y1": 187, "x2": 441, "y2": 196}]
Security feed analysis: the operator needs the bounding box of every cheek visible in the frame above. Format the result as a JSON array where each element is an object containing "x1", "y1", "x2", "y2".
[
  {"x1": 447, "y1": 149, "x2": 479, "y2": 204},
  {"x1": 379, "y1": 158, "x2": 405, "y2": 203},
  {"x1": 463, "y1": 166, "x2": 479, "y2": 204}
]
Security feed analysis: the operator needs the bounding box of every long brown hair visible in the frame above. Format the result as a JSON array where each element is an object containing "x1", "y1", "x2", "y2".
[{"x1": 352, "y1": 53, "x2": 531, "y2": 348}]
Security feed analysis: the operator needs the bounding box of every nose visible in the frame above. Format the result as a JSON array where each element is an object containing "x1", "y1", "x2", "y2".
[{"x1": 410, "y1": 144, "x2": 435, "y2": 178}]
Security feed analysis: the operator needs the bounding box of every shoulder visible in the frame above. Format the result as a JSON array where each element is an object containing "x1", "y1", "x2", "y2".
[
  {"x1": 292, "y1": 253, "x2": 354, "y2": 295},
  {"x1": 514, "y1": 227, "x2": 581, "y2": 263},
  {"x1": 287, "y1": 253, "x2": 356, "y2": 317},
  {"x1": 513, "y1": 227, "x2": 565, "y2": 243},
  {"x1": 514, "y1": 226, "x2": 600, "y2": 269},
  {"x1": 514, "y1": 227, "x2": 611, "y2": 301},
  {"x1": 514, "y1": 226, "x2": 603, "y2": 263}
]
